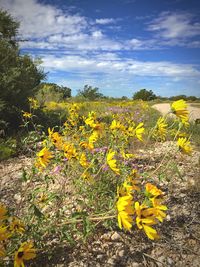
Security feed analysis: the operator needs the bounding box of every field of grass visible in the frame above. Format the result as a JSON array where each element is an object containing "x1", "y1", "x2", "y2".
[{"x1": 1, "y1": 99, "x2": 200, "y2": 266}]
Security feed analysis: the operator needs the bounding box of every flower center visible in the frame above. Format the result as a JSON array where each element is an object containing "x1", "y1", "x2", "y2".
[{"x1": 18, "y1": 251, "x2": 24, "y2": 258}]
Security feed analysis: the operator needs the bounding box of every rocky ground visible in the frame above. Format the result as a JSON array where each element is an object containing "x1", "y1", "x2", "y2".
[{"x1": 0, "y1": 143, "x2": 200, "y2": 267}]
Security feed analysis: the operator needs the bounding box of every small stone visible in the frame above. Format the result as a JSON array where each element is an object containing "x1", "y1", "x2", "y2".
[
  {"x1": 157, "y1": 256, "x2": 166, "y2": 267},
  {"x1": 131, "y1": 263, "x2": 141, "y2": 267},
  {"x1": 110, "y1": 232, "x2": 121, "y2": 241},
  {"x1": 118, "y1": 249, "x2": 125, "y2": 257},
  {"x1": 107, "y1": 258, "x2": 115, "y2": 265},
  {"x1": 97, "y1": 254, "x2": 104, "y2": 260},
  {"x1": 166, "y1": 257, "x2": 174, "y2": 266}
]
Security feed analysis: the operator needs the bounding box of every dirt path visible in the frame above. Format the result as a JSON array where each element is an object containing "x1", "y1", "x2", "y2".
[{"x1": 152, "y1": 103, "x2": 200, "y2": 121}]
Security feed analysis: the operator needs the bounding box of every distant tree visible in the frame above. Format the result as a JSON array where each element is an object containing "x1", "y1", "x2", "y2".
[
  {"x1": 187, "y1": 96, "x2": 197, "y2": 101},
  {"x1": 0, "y1": 9, "x2": 45, "y2": 133},
  {"x1": 121, "y1": 96, "x2": 128, "y2": 100},
  {"x1": 133, "y1": 89, "x2": 157, "y2": 101},
  {"x1": 35, "y1": 83, "x2": 71, "y2": 105},
  {"x1": 169, "y1": 95, "x2": 187, "y2": 101},
  {"x1": 77, "y1": 85, "x2": 104, "y2": 100}
]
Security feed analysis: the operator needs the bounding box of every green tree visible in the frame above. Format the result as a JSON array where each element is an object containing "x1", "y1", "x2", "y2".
[
  {"x1": 35, "y1": 83, "x2": 71, "y2": 105},
  {"x1": 77, "y1": 85, "x2": 104, "y2": 100},
  {"x1": 133, "y1": 89, "x2": 157, "y2": 101},
  {"x1": 0, "y1": 9, "x2": 45, "y2": 133}
]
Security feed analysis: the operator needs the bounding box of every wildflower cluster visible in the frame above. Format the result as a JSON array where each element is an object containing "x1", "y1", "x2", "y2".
[
  {"x1": 116, "y1": 170, "x2": 167, "y2": 239},
  {"x1": 0, "y1": 203, "x2": 36, "y2": 266},
  {"x1": 11, "y1": 98, "x2": 193, "y2": 265}
]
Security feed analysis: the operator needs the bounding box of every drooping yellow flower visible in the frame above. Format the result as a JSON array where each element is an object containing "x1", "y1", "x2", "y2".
[
  {"x1": 79, "y1": 153, "x2": 89, "y2": 168},
  {"x1": 22, "y1": 111, "x2": 32, "y2": 119},
  {"x1": 88, "y1": 131, "x2": 99, "y2": 144},
  {"x1": 28, "y1": 97, "x2": 39, "y2": 109},
  {"x1": 37, "y1": 147, "x2": 53, "y2": 168},
  {"x1": 110, "y1": 120, "x2": 125, "y2": 131},
  {"x1": 0, "y1": 203, "x2": 7, "y2": 221},
  {"x1": 79, "y1": 141, "x2": 94, "y2": 151},
  {"x1": 14, "y1": 241, "x2": 36, "y2": 267},
  {"x1": 63, "y1": 143, "x2": 78, "y2": 160},
  {"x1": 85, "y1": 112, "x2": 97, "y2": 127},
  {"x1": 135, "y1": 202, "x2": 159, "y2": 240},
  {"x1": 134, "y1": 122, "x2": 145, "y2": 142},
  {"x1": 153, "y1": 117, "x2": 168, "y2": 141},
  {"x1": 145, "y1": 183, "x2": 163, "y2": 198},
  {"x1": 9, "y1": 217, "x2": 25, "y2": 234},
  {"x1": 117, "y1": 181, "x2": 133, "y2": 197},
  {"x1": 106, "y1": 150, "x2": 120, "y2": 175},
  {"x1": 151, "y1": 198, "x2": 168, "y2": 223},
  {"x1": 51, "y1": 132, "x2": 63, "y2": 150},
  {"x1": 117, "y1": 195, "x2": 134, "y2": 231},
  {"x1": 171, "y1": 99, "x2": 189, "y2": 123},
  {"x1": 177, "y1": 137, "x2": 192, "y2": 155}
]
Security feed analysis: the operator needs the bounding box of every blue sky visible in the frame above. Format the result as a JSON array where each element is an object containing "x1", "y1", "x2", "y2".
[{"x1": 1, "y1": 0, "x2": 200, "y2": 97}]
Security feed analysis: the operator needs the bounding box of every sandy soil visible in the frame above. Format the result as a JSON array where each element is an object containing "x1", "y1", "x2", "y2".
[{"x1": 152, "y1": 103, "x2": 200, "y2": 121}]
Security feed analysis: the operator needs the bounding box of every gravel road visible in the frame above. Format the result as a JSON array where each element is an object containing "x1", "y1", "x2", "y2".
[{"x1": 152, "y1": 103, "x2": 200, "y2": 121}]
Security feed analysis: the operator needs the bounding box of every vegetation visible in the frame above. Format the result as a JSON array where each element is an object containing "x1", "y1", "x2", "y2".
[
  {"x1": 0, "y1": 8, "x2": 200, "y2": 267},
  {"x1": 133, "y1": 89, "x2": 157, "y2": 101},
  {"x1": 0, "y1": 9, "x2": 45, "y2": 134},
  {"x1": 77, "y1": 85, "x2": 104, "y2": 100}
]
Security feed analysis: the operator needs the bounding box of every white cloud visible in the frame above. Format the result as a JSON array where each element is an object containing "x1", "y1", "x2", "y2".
[
  {"x1": 95, "y1": 18, "x2": 116, "y2": 25},
  {"x1": 41, "y1": 53, "x2": 200, "y2": 78},
  {"x1": 0, "y1": 0, "x2": 87, "y2": 38},
  {"x1": 148, "y1": 12, "x2": 200, "y2": 39}
]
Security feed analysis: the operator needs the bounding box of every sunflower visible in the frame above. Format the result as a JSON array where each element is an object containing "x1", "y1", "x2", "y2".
[
  {"x1": 106, "y1": 150, "x2": 120, "y2": 175},
  {"x1": 117, "y1": 195, "x2": 134, "y2": 231},
  {"x1": 171, "y1": 99, "x2": 189, "y2": 123},
  {"x1": 37, "y1": 147, "x2": 53, "y2": 168},
  {"x1": 14, "y1": 241, "x2": 36, "y2": 267},
  {"x1": 9, "y1": 217, "x2": 25, "y2": 234},
  {"x1": 177, "y1": 137, "x2": 192, "y2": 155}
]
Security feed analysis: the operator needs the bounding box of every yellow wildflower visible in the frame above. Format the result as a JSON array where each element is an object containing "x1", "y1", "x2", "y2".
[
  {"x1": 79, "y1": 141, "x2": 94, "y2": 151},
  {"x1": 145, "y1": 183, "x2": 163, "y2": 198},
  {"x1": 153, "y1": 117, "x2": 168, "y2": 141},
  {"x1": 117, "y1": 195, "x2": 134, "y2": 231},
  {"x1": 37, "y1": 147, "x2": 53, "y2": 168},
  {"x1": 51, "y1": 132, "x2": 63, "y2": 150},
  {"x1": 177, "y1": 137, "x2": 192, "y2": 155},
  {"x1": 63, "y1": 143, "x2": 78, "y2": 160},
  {"x1": 88, "y1": 131, "x2": 99, "y2": 144},
  {"x1": 14, "y1": 241, "x2": 36, "y2": 267},
  {"x1": 151, "y1": 198, "x2": 168, "y2": 222},
  {"x1": 79, "y1": 153, "x2": 89, "y2": 168},
  {"x1": 134, "y1": 122, "x2": 145, "y2": 141},
  {"x1": 28, "y1": 97, "x2": 39, "y2": 109},
  {"x1": 135, "y1": 202, "x2": 159, "y2": 240},
  {"x1": 9, "y1": 217, "x2": 25, "y2": 234},
  {"x1": 106, "y1": 150, "x2": 120, "y2": 175},
  {"x1": 110, "y1": 120, "x2": 125, "y2": 131},
  {"x1": 22, "y1": 111, "x2": 32, "y2": 119},
  {"x1": 171, "y1": 99, "x2": 189, "y2": 123}
]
